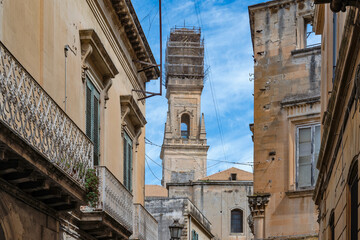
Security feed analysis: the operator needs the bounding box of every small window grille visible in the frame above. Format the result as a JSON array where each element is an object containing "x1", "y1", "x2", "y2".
[{"x1": 231, "y1": 209, "x2": 243, "y2": 233}]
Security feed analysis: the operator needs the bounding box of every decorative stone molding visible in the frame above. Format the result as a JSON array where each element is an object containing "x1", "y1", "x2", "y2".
[
  {"x1": 281, "y1": 95, "x2": 321, "y2": 119},
  {"x1": 177, "y1": 107, "x2": 194, "y2": 118},
  {"x1": 120, "y1": 95, "x2": 146, "y2": 136},
  {"x1": 80, "y1": 29, "x2": 119, "y2": 83},
  {"x1": 248, "y1": 194, "x2": 270, "y2": 217},
  {"x1": 247, "y1": 214, "x2": 254, "y2": 234}
]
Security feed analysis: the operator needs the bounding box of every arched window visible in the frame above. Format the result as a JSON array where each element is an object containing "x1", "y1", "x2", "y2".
[
  {"x1": 348, "y1": 160, "x2": 358, "y2": 240},
  {"x1": 181, "y1": 114, "x2": 190, "y2": 139},
  {"x1": 231, "y1": 209, "x2": 243, "y2": 233}
]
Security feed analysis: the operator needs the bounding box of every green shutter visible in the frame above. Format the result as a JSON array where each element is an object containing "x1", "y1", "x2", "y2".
[
  {"x1": 85, "y1": 78, "x2": 100, "y2": 166},
  {"x1": 123, "y1": 132, "x2": 133, "y2": 191}
]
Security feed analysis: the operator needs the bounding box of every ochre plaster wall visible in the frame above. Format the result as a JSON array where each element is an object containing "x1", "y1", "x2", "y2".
[{"x1": 0, "y1": 0, "x2": 147, "y2": 204}]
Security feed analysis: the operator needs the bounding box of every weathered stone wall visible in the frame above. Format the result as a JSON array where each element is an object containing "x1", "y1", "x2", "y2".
[
  {"x1": 145, "y1": 197, "x2": 213, "y2": 240},
  {"x1": 249, "y1": 0, "x2": 320, "y2": 238},
  {"x1": 0, "y1": 190, "x2": 59, "y2": 240},
  {"x1": 167, "y1": 181, "x2": 253, "y2": 240}
]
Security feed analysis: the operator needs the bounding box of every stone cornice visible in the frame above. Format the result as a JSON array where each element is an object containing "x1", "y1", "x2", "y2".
[
  {"x1": 166, "y1": 181, "x2": 253, "y2": 187},
  {"x1": 110, "y1": 0, "x2": 159, "y2": 80}
]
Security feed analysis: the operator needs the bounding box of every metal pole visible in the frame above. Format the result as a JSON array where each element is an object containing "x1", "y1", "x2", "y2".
[{"x1": 64, "y1": 47, "x2": 68, "y2": 112}]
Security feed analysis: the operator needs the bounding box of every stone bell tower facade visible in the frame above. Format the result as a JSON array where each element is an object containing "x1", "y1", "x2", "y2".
[{"x1": 161, "y1": 27, "x2": 209, "y2": 187}]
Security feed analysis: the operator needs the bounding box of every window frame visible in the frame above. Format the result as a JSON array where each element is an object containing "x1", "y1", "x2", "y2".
[
  {"x1": 230, "y1": 208, "x2": 244, "y2": 234},
  {"x1": 295, "y1": 123, "x2": 320, "y2": 189}
]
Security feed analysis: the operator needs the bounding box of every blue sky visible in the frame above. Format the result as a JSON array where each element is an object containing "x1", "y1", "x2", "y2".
[{"x1": 132, "y1": 0, "x2": 265, "y2": 185}]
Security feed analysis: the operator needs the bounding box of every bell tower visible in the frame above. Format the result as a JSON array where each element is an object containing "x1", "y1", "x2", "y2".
[{"x1": 161, "y1": 27, "x2": 209, "y2": 186}]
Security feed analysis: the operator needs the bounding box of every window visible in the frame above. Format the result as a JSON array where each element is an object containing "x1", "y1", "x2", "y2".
[
  {"x1": 123, "y1": 131, "x2": 133, "y2": 191},
  {"x1": 192, "y1": 230, "x2": 198, "y2": 240},
  {"x1": 181, "y1": 114, "x2": 190, "y2": 139},
  {"x1": 231, "y1": 173, "x2": 237, "y2": 181},
  {"x1": 231, "y1": 209, "x2": 243, "y2": 233},
  {"x1": 305, "y1": 22, "x2": 321, "y2": 48},
  {"x1": 85, "y1": 78, "x2": 100, "y2": 166},
  {"x1": 348, "y1": 161, "x2": 358, "y2": 240},
  {"x1": 296, "y1": 124, "x2": 320, "y2": 189}
]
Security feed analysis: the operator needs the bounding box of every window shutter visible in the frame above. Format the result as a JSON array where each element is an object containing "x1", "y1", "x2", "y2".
[
  {"x1": 313, "y1": 125, "x2": 321, "y2": 183},
  {"x1": 93, "y1": 94, "x2": 99, "y2": 166},
  {"x1": 86, "y1": 85, "x2": 92, "y2": 139},
  {"x1": 123, "y1": 137, "x2": 128, "y2": 189},
  {"x1": 128, "y1": 140, "x2": 132, "y2": 192},
  {"x1": 85, "y1": 79, "x2": 100, "y2": 166},
  {"x1": 123, "y1": 132, "x2": 133, "y2": 191},
  {"x1": 298, "y1": 127, "x2": 312, "y2": 188}
]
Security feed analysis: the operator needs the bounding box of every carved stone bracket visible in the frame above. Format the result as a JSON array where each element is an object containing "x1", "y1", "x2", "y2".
[
  {"x1": 120, "y1": 95, "x2": 146, "y2": 138},
  {"x1": 248, "y1": 194, "x2": 270, "y2": 218}
]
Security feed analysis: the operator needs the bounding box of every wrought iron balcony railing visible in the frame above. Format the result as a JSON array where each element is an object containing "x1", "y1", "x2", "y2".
[
  {"x1": 97, "y1": 166, "x2": 133, "y2": 232},
  {"x1": 0, "y1": 42, "x2": 93, "y2": 188},
  {"x1": 133, "y1": 204, "x2": 158, "y2": 240}
]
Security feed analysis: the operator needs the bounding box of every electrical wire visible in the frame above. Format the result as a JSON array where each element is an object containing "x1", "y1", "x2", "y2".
[
  {"x1": 145, "y1": 156, "x2": 162, "y2": 182},
  {"x1": 145, "y1": 137, "x2": 253, "y2": 166},
  {"x1": 193, "y1": 0, "x2": 228, "y2": 162}
]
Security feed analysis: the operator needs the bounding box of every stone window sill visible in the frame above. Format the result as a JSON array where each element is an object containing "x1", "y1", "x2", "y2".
[
  {"x1": 291, "y1": 45, "x2": 321, "y2": 57},
  {"x1": 285, "y1": 188, "x2": 314, "y2": 198}
]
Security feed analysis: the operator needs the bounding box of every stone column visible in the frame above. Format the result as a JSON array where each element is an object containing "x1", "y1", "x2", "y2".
[{"x1": 248, "y1": 194, "x2": 270, "y2": 240}]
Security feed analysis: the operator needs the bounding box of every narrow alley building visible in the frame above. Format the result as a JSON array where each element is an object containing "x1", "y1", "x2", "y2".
[
  {"x1": 248, "y1": 0, "x2": 321, "y2": 239},
  {"x1": 313, "y1": 1, "x2": 360, "y2": 239}
]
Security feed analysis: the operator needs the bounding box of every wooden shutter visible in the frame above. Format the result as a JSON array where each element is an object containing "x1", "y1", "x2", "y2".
[
  {"x1": 123, "y1": 132, "x2": 133, "y2": 191},
  {"x1": 85, "y1": 78, "x2": 100, "y2": 166}
]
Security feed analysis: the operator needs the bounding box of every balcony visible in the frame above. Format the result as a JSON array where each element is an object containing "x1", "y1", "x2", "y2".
[
  {"x1": 0, "y1": 42, "x2": 93, "y2": 210},
  {"x1": 132, "y1": 204, "x2": 158, "y2": 240},
  {"x1": 79, "y1": 166, "x2": 133, "y2": 239}
]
